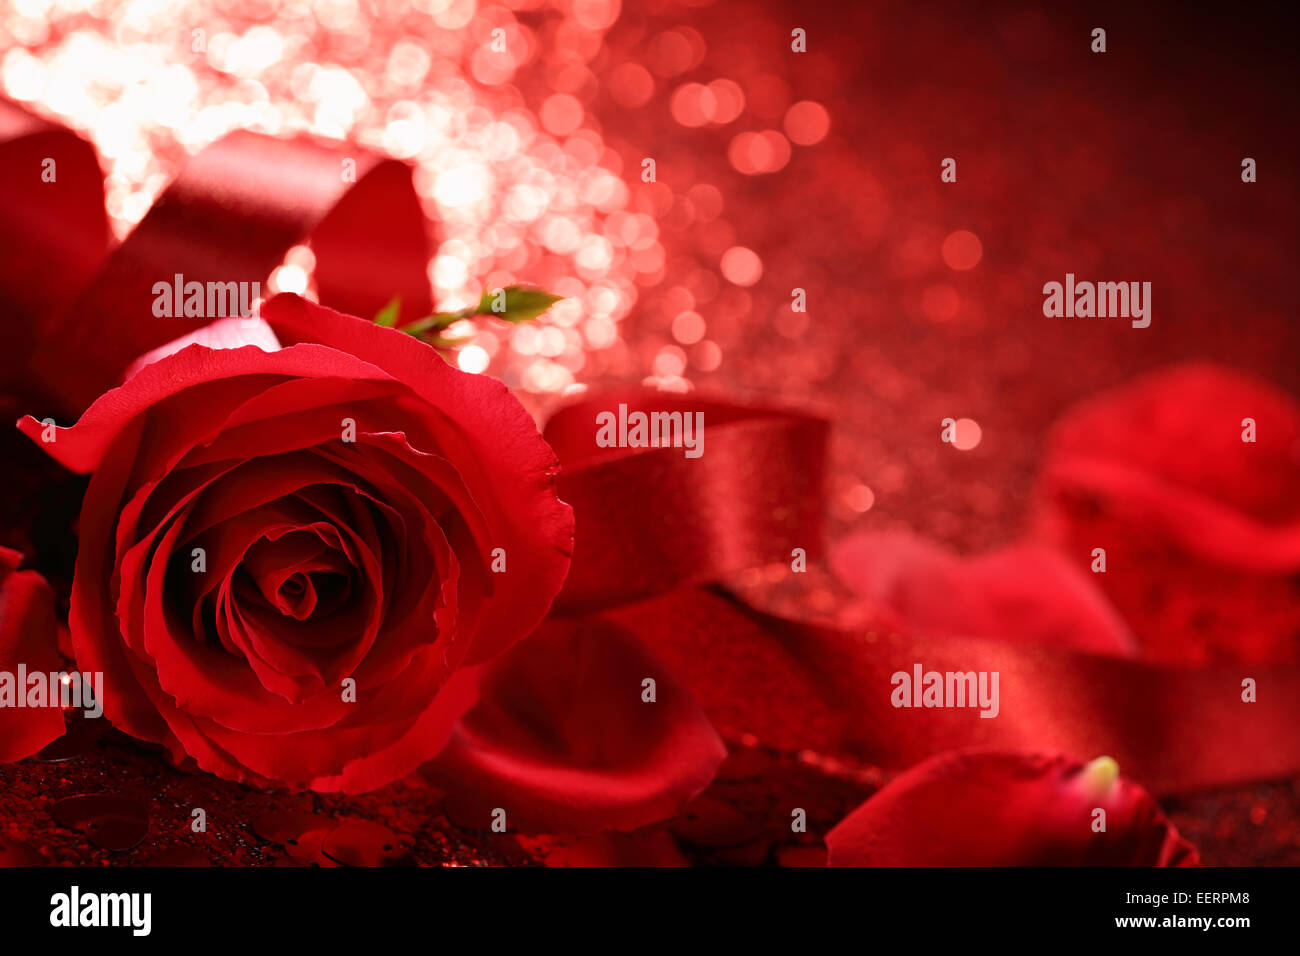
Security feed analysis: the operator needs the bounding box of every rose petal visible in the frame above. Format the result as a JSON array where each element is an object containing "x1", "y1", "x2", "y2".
[
  {"x1": 0, "y1": 547, "x2": 64, "y2": 762},
  {"x1": 49, "y1": 793, "x2": 150, "y2": 852},
  {"x1": 426, "y1": 616, "x2": 726, "y2": 833},
  {"x1": 252, "y1": 810, "x2": 332, "y2": 845},
  {"x1": 18, "y1": 342, "x2": 396, "y2": 475},
  {"x1": 283, "y1": 826, "x2": 341, "y2": 866},
  {"x1": 826, "y1": 750, "x2": 1197, "y2": 866},
  {"x1": 831, "y1": 530, "x2": 1137, "y2": 656},
  {"x1": 1041, "y1": 361, "x2": 1300, "y2": 528},
  {"x1": 321, "y1": 820, "x2": 414, "y2": 866},
  {"x1": 123, "y1": 316, "x2": 281, "y2": 383},
  {"x1": 1034, "y1": 362, "x2": 1300, "y2": 665},
  {"x1": 0, "y1": 839, "x2": 47, "y2": 866},
  {"x1": 143, "y1": 846, "x2": 212, "y2": 866},
  {"x1": 544, "y1": 831, "x2": 690, "y2": 867}
]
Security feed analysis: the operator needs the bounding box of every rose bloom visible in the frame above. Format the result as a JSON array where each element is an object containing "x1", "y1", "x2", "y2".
[{"x1": 20, "y1": 294, "x2": 573, "y2": 792}]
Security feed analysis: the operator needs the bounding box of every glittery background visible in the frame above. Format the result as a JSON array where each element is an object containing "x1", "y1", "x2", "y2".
[{"x1": 1, "y1": 0, "x2": 1298, "y2": 864}]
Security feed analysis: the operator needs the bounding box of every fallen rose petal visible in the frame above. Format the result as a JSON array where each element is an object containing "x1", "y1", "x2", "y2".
[
  {"x1": 283, "y1": 826, "x2": 342, "y2": 867},
  {"x1": 251, "y1": 810, "x2": 334, "y2": 846},
  {"x1": 713, "y1": 839, "x2": 777, "y2": 866},
  {"x1": 777, "y1": 845, "x2": 828, "y2": 867},
  {"x1": 830, "y1": 531, "x2": 1137, "y2": 657},
  {"x1": 0, "y1": 547, "x2": 65, "y2": 762},
  {"x1": 0, "y1": 839, "x2": 46, "y2": 866},
  {"x1": 671, "y1": 794, "x2": 766, "y2": 849},
  {"x1": 1040, "y1": 362, "x2": 1300, "y2": 533},
  {"x1": 49, "y1": 793, "x2": 150, "y2": 852},
  {"x1": 1034, "y1": 362, "x2": 1300, "y2": 665},
  {"x1": 543, "y1": 831, "x2": 690, "y2": 867},
  {"x1": 600, "y1": 587, "x2": 857, "y2": 756},
  {"x1": 143, "y1": 846, "x2": 211, "y2": 866},
  {"x1": 321, "y1": 820, "x2": 414, "y2": 866},
  {"x1": 826, "y1": 750, "x2": 1197, "y2": 866},
  {"x1": 426, "y1": 615, "x2": 726, "y2": 834}
]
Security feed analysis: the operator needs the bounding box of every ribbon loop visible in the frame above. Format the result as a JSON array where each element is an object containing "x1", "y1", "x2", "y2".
[
  {"x1": 544, "y1": 391, "x2": 829, "y2": 612},
  {"x1": 0, "y1": 99, "x2": 110, "y2": 397},
  {"x1": 0, "y1": 96, "x2": 433, "y2": 415}
]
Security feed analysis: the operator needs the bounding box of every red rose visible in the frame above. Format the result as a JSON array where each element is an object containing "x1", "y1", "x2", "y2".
[
  {"x1": 19, "y1": 294, "x2": 574, "y2": 792},
  {"x1": 0, "y1": 546, "x2": 64, "y2": 762},
  {"x1": 827, "y1": 750, "x2": 1197, "y2": 866}
]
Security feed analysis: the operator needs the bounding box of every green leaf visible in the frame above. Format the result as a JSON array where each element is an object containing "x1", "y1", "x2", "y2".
[
  {"x1": 373, "y1": 285, "x2": 564, "y2": 354},
  {"x1": 397, "y1": 312, "x2": 460, "y2": 336},
  {"x1": 474, "y1": 286, "x2": 565, "y2": 323},
  {"x1": 374, "y1": 297, "x2": 402, "y2": 327}
]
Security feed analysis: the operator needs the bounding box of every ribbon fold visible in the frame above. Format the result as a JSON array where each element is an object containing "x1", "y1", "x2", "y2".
[{"x1": 0, "y1": 96, "x2": 433, "y2": 416}]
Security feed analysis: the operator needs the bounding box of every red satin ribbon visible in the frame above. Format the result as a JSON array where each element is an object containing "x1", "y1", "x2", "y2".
[
  {"x1": 0, "y1": 99, "x2": 109, "y2": 397},
  {"x1": 543, "y1": 390, "x2": 830, "y2": 612},
  {"x1": 0, "y1": 97, "x2": 433, "y2": 416},
  {"x1": 598, "y1": 587, "x2": 1300, "y2": 796}
]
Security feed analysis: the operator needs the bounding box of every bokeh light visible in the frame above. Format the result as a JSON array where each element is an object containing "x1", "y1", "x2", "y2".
[
  {"x1": 951, "y1": 418, "x2": 983, "y2": 451},
  {"x1": 942, "y1": 230, "x2": 984, "y2": 271}
]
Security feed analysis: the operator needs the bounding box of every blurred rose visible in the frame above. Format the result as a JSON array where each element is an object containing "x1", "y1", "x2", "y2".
[{"x1": 1033, "y1": 362, "x2": 1300, "y2": 666}]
